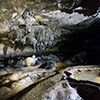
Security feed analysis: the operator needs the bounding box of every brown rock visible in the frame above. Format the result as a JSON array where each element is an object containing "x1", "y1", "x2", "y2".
[{"x1": 0, "y1": 86, "x2": 14, "y2": 100}]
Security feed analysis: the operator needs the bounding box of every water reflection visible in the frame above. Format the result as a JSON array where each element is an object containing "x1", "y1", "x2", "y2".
[{"x1": 74, "y1": 72, "x2": 100, "y2": 84}]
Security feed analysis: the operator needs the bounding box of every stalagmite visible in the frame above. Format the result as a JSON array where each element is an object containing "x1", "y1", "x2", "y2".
[{"x1": 25, "y1": 55, "x2": 37, "y2": 67}]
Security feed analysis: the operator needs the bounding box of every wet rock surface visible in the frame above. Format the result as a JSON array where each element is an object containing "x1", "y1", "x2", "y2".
[
  {"x1": 63, "y1": 65, "x2": 100, "y2": 78},
  {"x1": 42, "y1": 80, "x2": 83, "y2": 100},
  {"x1": 0, "y1": 9, "x2": 89, "y2": 57},
  {"x1": 0, "y1": 65, "x2": 100, "y2": 100},
  {"x1": 0, "y1": 62, "x2": 57, "y2": 100}
]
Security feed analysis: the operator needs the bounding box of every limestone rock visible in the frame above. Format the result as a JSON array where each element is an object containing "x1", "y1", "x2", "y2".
[
  {"x1": 25, "y1": 55, "x2": 37, "y2": 67},
  {"x1": 9, "y1": 72, "x2": 22, "y2": 81},
  {"x1": 0, "y1": 87, "x2": 14, "y2": 100},
  {"x1": 42, "y1": 80, "x2": 83, "y2": 100},
  {"x1": 42, "y1": 10, "x2": 89, "y2": 26},
  {"x1": 35, "y1": 15, "x2": 49, "y2": 23},
  {"x1": 11, "y1": 77, "x2": 33, "y2": 93}
]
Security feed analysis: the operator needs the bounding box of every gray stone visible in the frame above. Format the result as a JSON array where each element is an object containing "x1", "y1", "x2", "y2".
[{"x1": 42, "y1": 80, "x2": 83, "y2": 100}]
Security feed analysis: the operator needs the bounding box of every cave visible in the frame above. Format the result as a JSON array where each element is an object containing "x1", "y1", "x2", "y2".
[{"x1": 0, "y1": 0, "x2": 100, "y2": 100}]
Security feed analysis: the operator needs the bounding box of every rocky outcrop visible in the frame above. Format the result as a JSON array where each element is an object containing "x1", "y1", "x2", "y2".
[
  {"x1": 0, "y1": 9, "x2": 89, "y2": 57},
  {"x1": 42, "y1": 80, "x2": 83, "y2": 100},
  {"x1": 0, "y1": 65, "x2": 56, "y2": 100}
]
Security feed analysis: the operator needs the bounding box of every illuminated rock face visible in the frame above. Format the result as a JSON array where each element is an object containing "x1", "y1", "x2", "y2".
[
  {"x1": 0, "y1": 9, "x2": 89, "y2": 55},
  {"x1": 42, "y1": 80, "x2": 83, "y2": 100},
  {"x1": 50, "y1": 82, "x2": 83, "y2": 100}
]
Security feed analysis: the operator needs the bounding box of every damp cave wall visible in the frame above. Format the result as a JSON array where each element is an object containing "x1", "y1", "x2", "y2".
[
  {"x1": 58, "y1": 18, "x2": 100, "y2": 64},
  {"x1": 57, "y1": 0, "x2": 100, "y2": 63}
]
